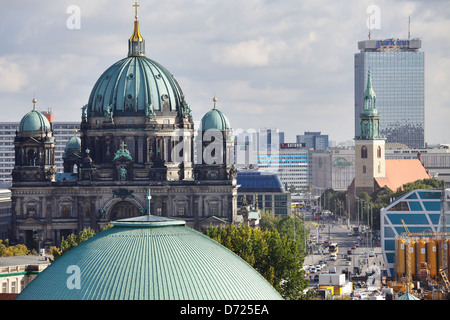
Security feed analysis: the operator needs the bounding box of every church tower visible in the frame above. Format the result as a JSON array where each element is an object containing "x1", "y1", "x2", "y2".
[
  {"x1": 196, "y1": 97, "x2": 236, "y2": 180},
  {"x1": 12, "y1": 98, "x2": 56, "y2": 184},
  {"x1": 354, "y1": 70, "x2": 385, "y2": 196}
]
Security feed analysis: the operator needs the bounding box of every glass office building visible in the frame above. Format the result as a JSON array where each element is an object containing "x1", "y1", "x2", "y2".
[
  {"x1": 258, "y1": 144, "x2": 309, "y2": 190},
  {"x1": 355, "y1": 38, "x2": 425, "y2": 148}
]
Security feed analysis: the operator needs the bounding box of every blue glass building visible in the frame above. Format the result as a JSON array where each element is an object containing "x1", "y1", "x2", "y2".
[
  {"x1": 380, "y1": 189, "x2": 450, "y2": 277},
  {"x1": 237, "y1": 171, "x2": 291, "y2": 215},
  {"x1": 355, "y1": 39, "x2": 425, "y2": 148}
]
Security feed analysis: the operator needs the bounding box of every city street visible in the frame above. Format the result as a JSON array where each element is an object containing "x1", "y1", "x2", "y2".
[{"x1": 301, "y1": 210, "x2": 386, "y2": 296}]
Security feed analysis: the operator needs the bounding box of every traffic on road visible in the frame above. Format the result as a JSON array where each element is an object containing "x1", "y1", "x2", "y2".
[{"x1": 300, "y1": 208, "x2": 387, "y2": 299}]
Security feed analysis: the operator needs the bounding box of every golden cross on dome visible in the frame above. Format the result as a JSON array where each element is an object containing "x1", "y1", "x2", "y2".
[
  {"x1": 133, "y1": 2, "x2": 139, "y2": 20},
  {"x1": 120, "y1": 141, "x2": 127, "y2": 151}
]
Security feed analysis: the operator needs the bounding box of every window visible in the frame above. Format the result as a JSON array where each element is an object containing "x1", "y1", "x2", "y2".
[
  {"x1": 177, "y1": 205, "x2": 185, "y2": 216},
  {"x1": 361, "y1": 146, "x2": 368, "y2": 158},
  {"x1": 27, "y1": 207, "x2": 36, "y2": 217},
  {"x1": 377, "y1": 146, "x2": 382, "y2": 158},
  {"x1": 62, "y1": 204, "x2": 71, "y2": 217},
  {"x1": 209, "y1": 202, "x2": 219, "y2": 215},
  {"x1": 388, "y1": 201, "x2": 409, "y2": 211},
  {"x1": 363, "y1": 165, "x2": 366, "y2": 174}
]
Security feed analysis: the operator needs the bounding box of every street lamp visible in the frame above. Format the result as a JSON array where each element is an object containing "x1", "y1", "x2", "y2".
[{"x1": 147, "y1": 189, "x2": 151, "y2": 217}]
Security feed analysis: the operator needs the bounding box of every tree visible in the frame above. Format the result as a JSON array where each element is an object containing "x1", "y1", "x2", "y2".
[
  {"x1": 204, "y1": 223, "x2": 309, "y2": 299},
  {"x1": 0, "y1": 240, "x2": 29, "y2": 257},
  {"x1": 319, "y1": 189, "x2": 347, "y2": 216},
  {"x1": 51, "y1": 227, "x2": 96, "y2": 261},
  {"x1": 393, "y1": 178, "x2": 443, "y2": 199},
  {"x1": 354, "y1": 178, "x2": 443, "y2": 230},
  {"x1": 259, "y1": 210, "x2": 309, "y2": 257}
]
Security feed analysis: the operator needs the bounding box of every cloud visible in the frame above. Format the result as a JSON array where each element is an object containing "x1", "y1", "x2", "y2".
[
  {"x1": 211, "y1": 37, "x2": 288, "y2": 67},
  {"x1": 0, "y1": 0, "x2": 449, "y2": 146},
  {"x1": 0, "y1": 57, "x2": 29, "y2": 93}
]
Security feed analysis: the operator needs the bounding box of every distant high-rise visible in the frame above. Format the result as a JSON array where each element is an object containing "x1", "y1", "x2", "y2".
[
  {"x1": 355, "y1": 38, "x2": 424, "y2": 148},
  {"x1": 296, "y1": 131, "x2": 329, "y2": 151}
]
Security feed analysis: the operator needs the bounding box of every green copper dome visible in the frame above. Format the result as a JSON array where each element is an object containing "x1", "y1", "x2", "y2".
[
  {"x1": 18, "y1": 103, "x2": 51, "y2": 134},
  {"x1": 87, "y1": 17, "x2": 189, "y2": 119},
  {"x1": 87, "y1": 56, "x2": 187, "y2": 118},
  {"x1": 65, "y1": 136, "x2": 81, "y2": 151},
  {"x1": 16, "y1": 215, "x2": 282, "y2": 300},
  {"x1": 201, "y1": 98, "x2": 231, "y2": 131}
]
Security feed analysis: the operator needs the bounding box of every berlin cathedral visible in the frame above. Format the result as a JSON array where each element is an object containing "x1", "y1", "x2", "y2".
[{"x1": 9, "y1": 6, "x2": 238, "y2": 249}]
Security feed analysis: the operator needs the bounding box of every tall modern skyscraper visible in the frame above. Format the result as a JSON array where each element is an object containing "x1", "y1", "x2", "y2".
[{"x1": 355, "y1": 38, "x2": 424, "y2": 148}]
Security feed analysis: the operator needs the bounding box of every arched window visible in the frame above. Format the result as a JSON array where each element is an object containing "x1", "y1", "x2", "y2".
[
  {"x1": 377, "y1": 146, "x2": 382, "y2": 158},
  {"x1": 361, "y1": 146, "x2": 368, "y2": 159}
]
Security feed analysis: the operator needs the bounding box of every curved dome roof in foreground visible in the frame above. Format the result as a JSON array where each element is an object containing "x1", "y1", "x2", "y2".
[{"x1": 16, "y1": 215, "x2": 282, "y2": 300}]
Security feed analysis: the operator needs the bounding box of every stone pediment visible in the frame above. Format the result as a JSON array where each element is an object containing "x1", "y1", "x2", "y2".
[
  {"x1": 19, "y1": 217, "x2": 45, "y2": 227},
  {"x1": 200, "y1": 216, "x2": 228, "y2": 230}
]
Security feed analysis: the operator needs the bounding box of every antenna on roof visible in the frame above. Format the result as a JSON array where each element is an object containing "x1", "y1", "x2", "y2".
[{"x1": 408, "y1": 16, "x2": 411, "y2": 40}]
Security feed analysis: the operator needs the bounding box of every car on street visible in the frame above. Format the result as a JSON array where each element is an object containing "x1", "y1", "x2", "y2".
[
  {"x1": 330, "y1": 253, "x2": 337, "y2": 261},
  {"x1": 351, "y1": 245, "x2": 356, "y2": 250},
  {"x1": 309, "y1": 266, "x2": 317, "y2": 273},
  {"x1": 315, "y1": 265, "x2": 322, "y2": 271},
  {"x1": 369, "y1": 251, "x2": 375, "y2": 257}
]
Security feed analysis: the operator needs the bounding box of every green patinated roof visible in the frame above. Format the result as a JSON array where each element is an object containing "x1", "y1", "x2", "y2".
[
  {"x1": 88, "y1": 56, "x2": 186, "y2": 118},
  {"x1": 16, "y1": 215, "x2": 282, "y2": 300},
  {"x1": 201, "y1": 108, "x2": 231, "y2": 131},
  {"x1": 361, "y1": 70, "x2": 377, "y2": 115},
  {"x1": 18, "y1": 108, "x2": 51, "y2": 133},
  {"x1": 65, "y1": 136, "x2": 81, "y2": 150}
]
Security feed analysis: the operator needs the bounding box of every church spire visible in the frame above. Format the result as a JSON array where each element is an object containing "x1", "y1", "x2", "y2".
[
  {"x1": 128, "y1": 2, "x2": 145, "y2": 57},
  {"x1": 358, "y1": 69, "x2": 382, "y2": 140},
  {"x1": 363, "y1": 70, "x2": 376, "y2": 111}
]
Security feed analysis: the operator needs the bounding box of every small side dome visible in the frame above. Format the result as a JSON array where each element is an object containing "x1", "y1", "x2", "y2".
[
  {"x1": 18, "y1": 99, "x2": 51, "y2": 133},
  {"x1": 200, "y1": 97, "x2": 231, "y2": 131},
  {"x1": 65, "y1": 135, "x2": 81, "y2": 151}
]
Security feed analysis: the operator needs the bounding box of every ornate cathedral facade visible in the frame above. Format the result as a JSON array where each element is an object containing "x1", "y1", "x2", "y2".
[{"x1": 9, "y1": 9, "x2": 237, "y2": 249}]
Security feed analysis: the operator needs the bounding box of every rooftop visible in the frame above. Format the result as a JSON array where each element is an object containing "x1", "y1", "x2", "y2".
[
  {"x1": 375, "y1": 159, "x2": 431, "y2": 192},
  {"x1": 16, "y1": 215, "x2": 282, "y2": 300}
]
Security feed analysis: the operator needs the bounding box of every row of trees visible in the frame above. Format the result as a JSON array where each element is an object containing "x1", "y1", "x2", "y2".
[
  {"x1": 318, "y1": 178, "x2": 443, "y2": 229},
  {"x1": 0, "y1": 239, "x2": 29, "y2": 257},
  {"x1": 204, "y1": 211, "x2": 312, "y2": 300},
  {"x1": 358, "y1": 178, "x2": 443, "y2": 229},
  {"x1": 50, "y1": 227, "x2": 96, "y2": 261}
]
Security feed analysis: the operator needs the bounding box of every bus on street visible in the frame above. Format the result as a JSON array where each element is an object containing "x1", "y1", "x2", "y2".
[{"x1": 329, "y1": 243, "x2": 338, "y2": 254}]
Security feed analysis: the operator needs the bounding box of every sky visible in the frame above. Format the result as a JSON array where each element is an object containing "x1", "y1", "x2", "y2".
[{"x1": 0, "y1": 0, "x2": 449, "y2": 145}]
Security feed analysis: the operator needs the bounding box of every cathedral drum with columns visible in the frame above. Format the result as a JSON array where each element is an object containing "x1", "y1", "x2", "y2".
[{"x1": 9, "y1": 7, "x2": 238, "y2": 249}]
